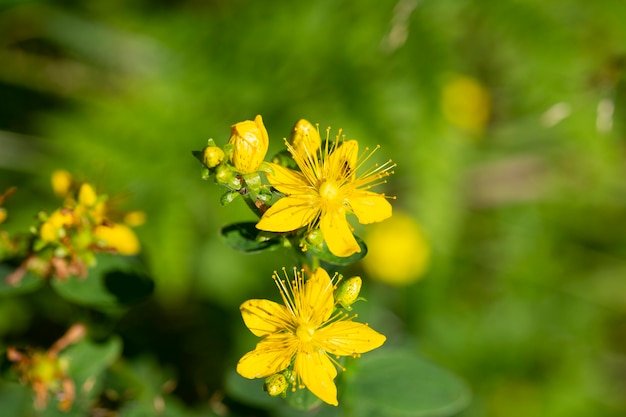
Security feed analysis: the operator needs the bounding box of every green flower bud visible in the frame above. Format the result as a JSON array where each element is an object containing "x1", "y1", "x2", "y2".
[
  {"x1": 335, "y1": 276, "x2": 362, "y2": 310},
  {"x1": 264, "y1": 373, "x2": 288, "y2": 397},
  {"x1": 215, "y1": 165, "x2": 241, "y2": 190},
  {"x1": 203, "y1": 146, "x2": 225, "y2": 168}
]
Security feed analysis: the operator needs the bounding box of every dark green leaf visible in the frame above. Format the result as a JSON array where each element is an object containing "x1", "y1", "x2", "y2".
[
  {"x1": 221, "y1": 222, "x2": 283, "y2": 253},
  {"x1": 224, "y1": 369, "x2": 282, "y2": 409},
  {"x1": 51, "y1": 254, "x2": 153, "y2": 310},
  {"x1": 343, "y1": 349, "x2": 471, "y2": 417}
]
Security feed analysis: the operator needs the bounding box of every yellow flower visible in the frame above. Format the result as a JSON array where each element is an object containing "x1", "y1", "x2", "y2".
[
  {"x1": 256, "y1": 126, "x2": 395, "y2": 257},
  {"x1": 237, "y1": 267, "x2": 386, "y2": 406},
  {"x1": 39, "y1": 209, "x2": 75, "y2": 242},
  {"x1": 228, "y1": 115, "x2": 269, "y2": 173},
  {"x1": 93, "y1": 223, "x2": 141, "y2": 255}
]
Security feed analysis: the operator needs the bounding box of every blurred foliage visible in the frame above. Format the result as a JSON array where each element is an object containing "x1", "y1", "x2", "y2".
[{"x1": 1, "y1": 0, "x2": 626, "y2": 416}]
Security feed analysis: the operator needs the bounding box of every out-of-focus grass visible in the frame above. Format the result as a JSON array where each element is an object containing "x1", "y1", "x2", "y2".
[{"x1": 1, "y1": 0, "x2": 626, "y2": 415}]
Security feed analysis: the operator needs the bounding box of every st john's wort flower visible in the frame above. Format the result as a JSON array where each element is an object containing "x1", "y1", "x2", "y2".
[
  {"x1": 256, "y1": 123, "x2": 395, "y2": 257},
  {"x1": 236, "y1": 267, "x2": 386, "y2": 406}
]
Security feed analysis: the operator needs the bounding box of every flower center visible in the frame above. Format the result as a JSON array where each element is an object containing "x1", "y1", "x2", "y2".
[
  {"x1": 319, "y1": 181, "x2": 339, "y2": 201},
  {"x1": 296, "y1": 324, "x2": 315, "y2": 343}
]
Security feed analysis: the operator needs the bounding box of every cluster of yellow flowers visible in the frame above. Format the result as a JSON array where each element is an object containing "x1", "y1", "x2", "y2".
[
  {"x1": 199, "y1": 115, "x2": 396, "y2": 258},
  {"x1": 4, "y1": 171, "x2": 143, "y2": 284},
  {"x1": 197, "y1": 116, "x2": 395, "y2": 406}
]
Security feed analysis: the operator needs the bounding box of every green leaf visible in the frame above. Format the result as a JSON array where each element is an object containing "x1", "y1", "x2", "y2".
[
  {"x1": 284, "y1": 387, "x2": 322, "y2": 411},
  {"x1": 61, "y1": 337, "x2": 122, "y2": 388},
  {"x1": 224, "y1": 369, "x2": 283, "y2": 409},
  {"x1": 0, "y1": 382, "x2": 31, "y2": 417},
  {"x1": 51, "y1": 254, "x2": 153, "y2": 310},
  {"x1": 0, "y1": 263, "x2": 44, "y2": 296},
  {"x1": 220, "y1": 222, "x2": 283, "y2": 253},
  {"x1": 307, "y1": 235, "x2": 368, "y2": 267},
  {"x1": 342, "y1": 349, "x2": 471, "y2": 417}
]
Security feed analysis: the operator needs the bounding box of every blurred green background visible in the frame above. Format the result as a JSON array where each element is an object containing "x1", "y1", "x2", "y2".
[{"x1": 1, "y1": 0, "x2": 626, "y2": 416}]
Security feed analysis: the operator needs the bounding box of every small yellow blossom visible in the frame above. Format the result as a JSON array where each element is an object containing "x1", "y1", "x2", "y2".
[
  {"x1": 93, "y1": 223, "x2": 141, "y2": 255},
  {"x1": 39, "y1": 209, "x2": 75, "y2": 242},
  {"x1": 7, "y1": 324, "x2": 85, "y2": 411},
  {"x1": 237, "y1": 267, "x2": 385, "y2": 406},
  {"x1": 77, "y1": 184, "x2": 98, "y2": 207},
  {"x1": 363, "y1": 212, "x2": 430, "y2": 285},
  {"x1": 228, "y1": 115, "x2": 269, "y2": 173},
  {"x1": 256, "y1": 124, "x2": 395, "y2": 257},
  {"x1": 51, "y1": 170, "x2": 73, "y2": 197},
  {"x1": 0, "y1": 207, "x2": 7, "y2": 224}
]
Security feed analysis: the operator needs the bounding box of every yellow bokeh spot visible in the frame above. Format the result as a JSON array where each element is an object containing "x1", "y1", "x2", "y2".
[
  {"x1": 362, "y1": 212, "x2": 430, "y2": 286},
  {"x1": 51, "y1": 170, "x2": 73, "y2": 197},
  {"x1": 93, "y1": 223, "x2": 140, "y2": 256},
  {"x1": 441, "y1": 74, "x2": 491, "y2": 135},
  {"x1": 0, "y1": 207, "x2": 7, "y2": 224}
]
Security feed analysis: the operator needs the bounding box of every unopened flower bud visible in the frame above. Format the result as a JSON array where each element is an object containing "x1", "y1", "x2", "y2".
[
  {"x1": 335, "y1": 276, "x2": 362, "y2": 310},
  {"x1": 78, "y1": 184, "x2": 97, "y2": 207},
  {"x1": 264, "y1": 373, "x2": 288, "y2": 397},
  {"x1": 202, "y1": 146, "x2": 225, "y2": 168},
  {"x1": 228, "y1": 115, "x2": 269, "y2": 173},
  {"x1": 51, "y1": 170, "x2": 73, "y2": 197},
  {"x1": 305, "y1": 229, "x2": 324, "y2": 247},
  {"x1": 289, "y1": 119, "x2": 321, "y2": 157}
]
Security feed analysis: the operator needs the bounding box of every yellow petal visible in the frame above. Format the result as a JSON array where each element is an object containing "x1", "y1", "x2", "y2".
[
  {"x1": 264, "y1": 162, "x2": 310, "y2": 195},
  {"x1": 240, "y1": 299, "x2": 292, "y2": 337},
  {"x1": 256, "y1": 196, "x2": 318, "y2": 232},
  {"x1": 294, "y1": 346, "x2": 338, "y2": 406},
  {"x1": 93, "y1": 223, "x2": 141, "y2": 255},
  {"x1": 302, "y1": 268, "x2": 335, "y2": 324},
  {"x1": 328, "y1": 140, "x2": 358, "y2": 180},
  {"x1": 319, "y1": 208, "x2": 360, "y2": 257},
  {"x1": 237, "y1": 334, "x2": 297, "y2": 379},
  {"x1": 349, "y1": 191, "x2": 392, "y2": 224},
  {"x1": 315, "y1": 321, "x2": 386, "y2": 356}
]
